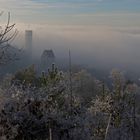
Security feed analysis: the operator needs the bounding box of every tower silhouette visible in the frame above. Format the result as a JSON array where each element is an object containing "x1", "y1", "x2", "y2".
[
  {"x1": 41, "y1": 49, "x2": 55, "y2": 70},
  {"x1": 25, "y1": 30, "x2": 32, "y2": 60}
]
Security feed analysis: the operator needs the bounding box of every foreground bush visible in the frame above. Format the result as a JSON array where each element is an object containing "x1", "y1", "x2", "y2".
[{"x1": 0, "y1": 66, "x2": 139, "y2": 140}]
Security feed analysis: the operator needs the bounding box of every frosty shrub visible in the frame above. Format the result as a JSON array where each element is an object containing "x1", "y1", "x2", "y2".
[
  {"x1": 0, "y1": 66, "x2": 139, "y2": 140},
  {"x1": 0, "y1": 65, "x2": 90, "y2": 140}
]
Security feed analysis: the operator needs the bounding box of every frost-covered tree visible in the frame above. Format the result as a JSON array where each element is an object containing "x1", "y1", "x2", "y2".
[
  {"x1": 0, "y1": 65, "x2": 139, "y2": 140},
  {"x1": 88, "y1": 69, "x2": 138, "y2": 140},
  {"x1": 0, "y1": 64, "x2": 88, "y2": 140},
  {"x1": 0, "y1": 12, "x2": 18, "y2": 64}
]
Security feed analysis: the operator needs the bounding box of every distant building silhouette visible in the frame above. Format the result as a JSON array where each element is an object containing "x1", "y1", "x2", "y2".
[
  {"x1": 25, "y1": 30, "x2": 32, "y2": 61},
  {"x1": 41, "y1": 49, "x2": 55, "y2": 70}
]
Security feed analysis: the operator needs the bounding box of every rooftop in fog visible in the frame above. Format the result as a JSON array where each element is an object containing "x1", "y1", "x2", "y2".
[{"x1": 42, "y1": 50, "x2": 55, "y2": 58}]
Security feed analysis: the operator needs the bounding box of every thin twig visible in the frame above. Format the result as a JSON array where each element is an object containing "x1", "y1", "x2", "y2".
[
  {"x1": 105, "y1": 114, "x2": 112, "y2": 140},
  {"x1": 69, "y1": 49, "x2": 73, "y2": 116}
]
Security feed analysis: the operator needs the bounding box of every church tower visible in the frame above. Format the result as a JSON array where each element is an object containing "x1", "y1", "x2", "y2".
[
  {"x1": 41, "y1": 49, "x2": 55, "y2": 70},
  {"x1": 25, "y1": 30, "x2": 32, "y2": 59}
]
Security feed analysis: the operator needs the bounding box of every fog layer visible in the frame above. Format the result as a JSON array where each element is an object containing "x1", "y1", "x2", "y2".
[{"x1": 13, "y1": 24, "x2": 140, "y2": 74}]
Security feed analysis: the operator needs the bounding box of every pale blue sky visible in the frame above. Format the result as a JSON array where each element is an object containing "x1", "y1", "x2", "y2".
[{"x1": 0, "y1": 0, "x2": 140, "y2": 26}]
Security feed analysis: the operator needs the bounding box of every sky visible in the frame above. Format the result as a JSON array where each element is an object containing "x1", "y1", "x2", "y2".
[
  {"x1": 0, "y1": 0, "x2": 140, "y2": 74},
  {"x1": 0, "y1": 0, "x2": 140, "y2": 26}
]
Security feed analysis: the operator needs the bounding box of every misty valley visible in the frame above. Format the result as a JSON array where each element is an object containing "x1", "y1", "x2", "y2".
[{"x1": 0, "y1": 0, "x2": 140, "y2": 139}]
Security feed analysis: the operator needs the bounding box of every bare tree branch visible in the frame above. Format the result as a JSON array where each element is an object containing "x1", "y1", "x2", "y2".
[
  {"x1": 0, "y1": 12, "x2": 18, "y2": 47},
  {"x1": 0, "y1": 12, "x2": 18, "y2": 64},
  {"x1": 105, "y1": 114, "x2": 112, "y2": 140}
]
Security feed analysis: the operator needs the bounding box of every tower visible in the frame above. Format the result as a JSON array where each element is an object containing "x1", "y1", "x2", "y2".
[
  {"x1": 41, "y1": 49, "x2": 55, "y2": 70},
  {"x1": 25, "y1": 30, "x2": 32, "y2": 58}
]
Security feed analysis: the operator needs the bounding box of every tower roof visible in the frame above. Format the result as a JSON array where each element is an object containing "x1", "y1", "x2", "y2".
[{"x1": 42, "y1": 50, "x2": 55, "y2": 58}]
